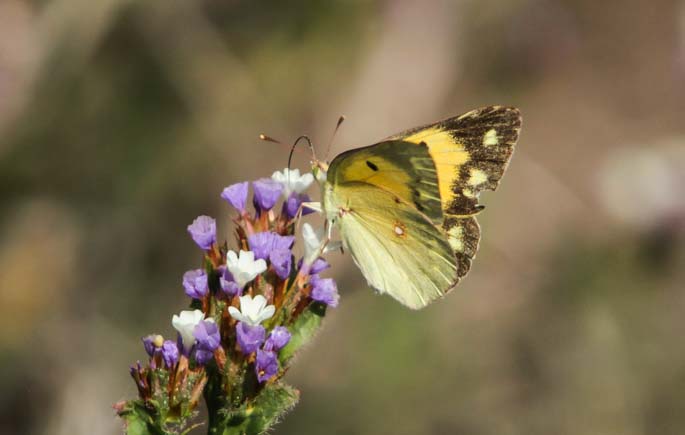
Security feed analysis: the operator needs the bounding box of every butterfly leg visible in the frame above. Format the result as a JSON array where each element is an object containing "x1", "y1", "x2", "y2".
[
  {"x1": 301, "y1": 201, "x2": 322, "y2": 213},
  {"x1": 291, "y1": 201, "x2": 322, "y2": 236}
]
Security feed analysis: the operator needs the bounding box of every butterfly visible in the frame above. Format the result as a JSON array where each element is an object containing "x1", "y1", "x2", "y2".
[{"x1": 312, "y1": 106, "x2": 522, "y2": 309}]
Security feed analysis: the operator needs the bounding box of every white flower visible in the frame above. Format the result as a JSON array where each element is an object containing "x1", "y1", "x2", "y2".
[
  {"x1": 172, "y1": 309, "x2": 205, "y2": 353},
  {"x1": 228, "y1": 294, "x2": 275, "y2": 326},
  {"x1": 271, "y1": 168, "x2": 314, "y2": 197},
  {"x1": 302, "y1": 223, "x2": 324, "y2": 261},
  {"x1": 302, "y1": 223, "x2": 341, "y2": 263},
  {"x1": 227, "y1": 250, "x2": 267, "y2": 288}
]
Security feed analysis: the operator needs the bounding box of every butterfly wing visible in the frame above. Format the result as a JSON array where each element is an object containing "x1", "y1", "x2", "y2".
[
  {"x1": 329, "y1": 182, "x2": 458, "y2": 309},
  {"x1": 327, "y1": 106, "x2": 521, "y2": 284}
]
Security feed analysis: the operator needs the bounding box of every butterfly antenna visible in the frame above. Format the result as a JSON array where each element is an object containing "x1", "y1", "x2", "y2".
[
  {"x1": 324, "y1": 115, "x2": 346, "y2": 161},
  {"x1": 287, "y1": 135, "x2": 316, "y2": 186},
  {"x1": 260, "y1": 133, "x2": 306, "y2": 155}
]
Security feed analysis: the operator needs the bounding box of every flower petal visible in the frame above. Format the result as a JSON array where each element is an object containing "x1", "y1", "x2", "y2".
[
  {"x1": 257, "y1": 304, "x2": 276, "y2": 323},
  {"x1": 228, "y1": 306, "x2": 245, "y2": 323}
]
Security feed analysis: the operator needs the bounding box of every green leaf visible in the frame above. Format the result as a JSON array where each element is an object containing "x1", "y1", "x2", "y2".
[
  {"x1": 278, "y1": 303, "x2": 326, "y2": 365},
  {"x1": 118, "y1": 401, "x2": 167, "y2": 435},
  {"x1": 219, "y1": 382, "x2": 300, "y2": 435}
]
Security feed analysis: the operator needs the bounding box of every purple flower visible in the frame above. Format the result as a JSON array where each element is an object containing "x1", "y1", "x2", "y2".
[
  {"x1": 252, "y1": 178, "x2": 283, "y2": 212},
  {"x1": 248, "y1": 232, "x2": 295, "y2": 260},
  {"x1": 310, "y1": 275, "x2": 339, "y2": 307},
  {"x1": 142, "y1": 335, "x2": 157, "y2": 357},
  {"x1": 298, "y1": 257, "x2": 330, "y2": 275},
  {"x1": 220, "y1": 275, "x2": 242, "y2": 297},
  {"x1": 255, "y1": 349, "x2": 279, "y2": 383},
  {"x1": 235, "y1": 322, "x2": 265, "y2": 355},
  {"x1": 182, "y1": 269, "x2": 208, "y2": 299},
  {"x1": 161, "y1": 340, "x2": 179, "y2": 368},
  {"x1": 193, "y1": 319, "x2": 221, "y2": 366},
  {"x1": 221, "y1": 182, "x2": 249, "y2": 213},
  {"x1": 187, "y1": 215, "x2": 216, "y2": 250},
  {"x1": 269, "y1": 249, "x2": 292, "y2": 280},
  {"x1": 194, "y1": 320, "x2": 221, "y2": 351},
  {"x1": 283, "y1": 192, "x2": 315, "y2": 218},
  {"x1": 265, "y1": 326, "x2": 291, "y2": 351},
  {"x1": 195, "y1": 348, "x2": 214, "y2": 366},
  {"x1": 142, "y1": 334, "x2": 164, "y2": 361}
]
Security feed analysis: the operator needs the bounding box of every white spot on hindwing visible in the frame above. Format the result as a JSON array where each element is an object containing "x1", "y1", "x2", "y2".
[
  {"x1": 483, "y1": 129, "x2": 498, "y2": 146},
  {"x1": 448, "y1": 225, "x2": 464, "y2": 252},
  {"x1": 467, "y1": 168, "x2": 488, "y2": 187}
]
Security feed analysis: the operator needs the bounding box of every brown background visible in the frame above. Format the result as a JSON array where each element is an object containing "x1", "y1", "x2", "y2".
[{"x1": 1, "y1": 1, "x2": 684, "y2": 434}]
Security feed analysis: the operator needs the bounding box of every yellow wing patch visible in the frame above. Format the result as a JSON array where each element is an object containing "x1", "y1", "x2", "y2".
[
  {"x1": 334, "y1": 154, "x2": 414, "y2": 201},
  {"x1": 326, "y1": 140, "x2": 444, "y2": 224},
  {"x1": 388, "y1": 106, "x2": 522, "y2": 217},
  {"x1": 402, "y1": 127, "x2": 470, "y2": 207}
]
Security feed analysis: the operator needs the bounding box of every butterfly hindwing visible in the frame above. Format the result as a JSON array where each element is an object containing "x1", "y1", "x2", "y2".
[
  {"x1": 442, "y1": 215, "x2": 480, "y2": 279},
  {"x1": 330, "y1": 182, "x2": 458, "y2": 309}
]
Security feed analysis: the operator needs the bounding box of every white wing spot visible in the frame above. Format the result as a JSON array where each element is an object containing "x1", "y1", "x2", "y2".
[
  {"x1": 448, "y1": 225, "x2": 464, "y2": 252},
  {"x1": 483, "y1": 129, "x2": 498, "y2": 146},
  {"x1": 458, "y1": 109, "x2": 479, "y2": 120},
  {"x1": 393, "y1": 222, "x2": 407, "y2": 237},
  {"x1": 468, "y1": 168, "x2": 488, "y2": 187}
]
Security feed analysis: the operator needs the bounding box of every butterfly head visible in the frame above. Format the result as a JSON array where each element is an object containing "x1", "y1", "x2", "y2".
[{"x1": 311, "y1": 159, "x2": 329, "y2": 184}]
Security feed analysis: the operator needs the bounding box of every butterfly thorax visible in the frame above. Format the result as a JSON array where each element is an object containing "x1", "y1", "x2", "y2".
[
  {"x1": 311, "y1": 162, "x2": 340, "y2": 224},
  {"x1": 321, "y1": 179, "x2": 343, "y2": 224}
]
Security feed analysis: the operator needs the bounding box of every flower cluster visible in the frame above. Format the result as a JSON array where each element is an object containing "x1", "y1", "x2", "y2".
[{"x1": 117, "y1": 168, "x2": 339, "y2": 434}]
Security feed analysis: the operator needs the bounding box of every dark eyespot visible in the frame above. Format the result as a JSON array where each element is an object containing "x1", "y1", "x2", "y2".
[{"x1": 366, "y1": 161, "x2": 379, "y2": 171}]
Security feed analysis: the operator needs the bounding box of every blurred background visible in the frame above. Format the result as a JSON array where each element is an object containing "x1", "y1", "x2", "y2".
[{"x1": 1, "y1": 0, "x2": 684, "y2": 434}]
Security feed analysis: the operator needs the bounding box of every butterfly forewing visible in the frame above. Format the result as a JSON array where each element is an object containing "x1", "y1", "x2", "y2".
[{"x1": 389, "y1": 105, "x2": 521, "y2": 216}]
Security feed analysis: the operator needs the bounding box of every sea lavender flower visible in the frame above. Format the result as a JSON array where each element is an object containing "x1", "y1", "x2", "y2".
[
  {"x1": 302, "y1": 223, "x2": 341, "y2": 263},
  {"x1": 236, "y1": 322, "x2": 266, "y2": 354},
  {"x1": 226, "y1": 250, "x2": 267, "y2": 289},
  {"x1": 182, "y1": 269, "x2": 208, "y2": 299},
  {"x1": 142, "y1": 334, "x2": 163, "y2": 357},
  {"x1": 120, "y1": 168, "x2": 346, "y2": 434},
  {"x1": 264, "y1": 326, "x2": 291, "y2": 351},
  {"x1": 172, "y1": 309, "x2": 205, "y2": 354},
  {"x1": 247, "y1": 232, "x2": 295, "y2": 261},
  {"x1": 193, "y1": 319, "x2": 220, "y2": 365},
  {"x1": 221, "y1": 182, "x2": 249, "y2": 213},
  {"x1": 269, "y1": 249, "x2": 292, "y2": 279},
  {"x1": 252, "y1": 178, "x2": 283, "y2": 212},
  {"x1": 284, "y1": 192, "x2": 315, "y2": 218},
  {"x1": 301, "y1": 223, "x2": 323, "y2": 261},
  {"x1": 220, "y1": 275, "x2": 242, "y2": 297},
  {"x1": 255, "y1": 349, "x2": 279, "y2": 383},
  {"x1": 228, "y1": 295, "x2": 275, "y2": 326},
  {"x1": 271, "y1": 168, "x2": 314, "y2": 197},
  {"x1": 310, "y1": 275, "x2": 339, "y2": 307},
  {"x1": 161, "y1": 340, "x2": 179, "y2": 368},
  {"x1": 187, "y1": 215, "x2": 216, "y2": 250},
  {"x1": 297, "y1": 257, "x2": 330, "y2": 276}
]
